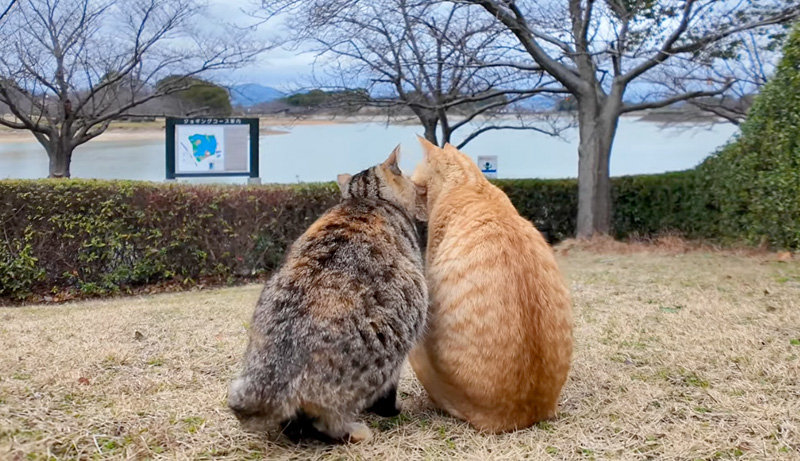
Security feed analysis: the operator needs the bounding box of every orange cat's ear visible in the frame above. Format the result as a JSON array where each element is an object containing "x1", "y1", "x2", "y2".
[
  {"x1": 382, "y1": 144, "x2": 402, "y2": 175},
  {"x1": 416, "y1": 135, "x2": 438, "y2": 160},
  {"x1": 336, "y1": 173, "x2": 352, "y2": 191}
]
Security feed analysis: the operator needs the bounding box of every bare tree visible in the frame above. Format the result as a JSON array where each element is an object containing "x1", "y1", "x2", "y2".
[
  {"x1": 0, "y1": 0, "x2": 262, "y2": 178},
  {"x1": 463, "y1": 0, "x2": 799, "y2": 237},
  {"x1": 604, "y1": 30, "x2": 787, "y2": 129},
  {"x1": 258, "y1": 0, "x2": 569, "y2": 148},
  {"x1": 0, "y1": 0, "x2": 16, "y2": 24},
  {"x1": 667, "y1": 31, "x2": 785, "y2": 125}
]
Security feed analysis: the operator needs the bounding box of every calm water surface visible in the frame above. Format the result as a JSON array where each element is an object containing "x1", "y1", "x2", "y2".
[{"x1": 0, "y1": 119, "x2": 738, "y2": 183}]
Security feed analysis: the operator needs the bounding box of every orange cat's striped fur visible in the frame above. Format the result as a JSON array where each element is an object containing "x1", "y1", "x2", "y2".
[{"x1": 409, "y1": 138, "x2": 573, "y2": 433}]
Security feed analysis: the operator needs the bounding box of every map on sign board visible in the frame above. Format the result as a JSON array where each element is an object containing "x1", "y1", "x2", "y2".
[
  {"x1": 177, "y1": 125, "x2": 226, "y2": 172},
  {"x1": 477, "y1": 155, "x2": 498, "y2": 179}
]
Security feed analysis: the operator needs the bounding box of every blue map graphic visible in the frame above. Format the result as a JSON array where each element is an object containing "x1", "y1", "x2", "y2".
[{"x1": 189, "y1": 134, "x2": 218, "y2": 163}]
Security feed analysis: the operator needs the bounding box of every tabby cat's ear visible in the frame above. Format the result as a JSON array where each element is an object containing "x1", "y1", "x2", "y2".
[
  {"x1": 337, "y1": 173, "x2": 352, "y2": 191},
  {"x1": 416, "y1": 135, "x2": 437, "y2": 160},
  {"x1": 383, "y1": 145, "x2": 402, "y2": 175}
]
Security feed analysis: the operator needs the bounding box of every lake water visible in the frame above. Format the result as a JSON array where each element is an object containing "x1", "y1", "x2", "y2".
[{"x1": 0, "y1": 118, "x2": 738, "y2": 183}]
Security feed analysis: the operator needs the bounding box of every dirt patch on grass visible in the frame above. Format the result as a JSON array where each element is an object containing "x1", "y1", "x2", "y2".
[{"x1": 1, "y1": 252, "x2": 799, "y2": 459}]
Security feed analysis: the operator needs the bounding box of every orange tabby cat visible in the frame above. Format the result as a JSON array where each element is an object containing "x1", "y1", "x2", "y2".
[{"x1": 409, "y1": 137, "x2": 573, "y2": 433}]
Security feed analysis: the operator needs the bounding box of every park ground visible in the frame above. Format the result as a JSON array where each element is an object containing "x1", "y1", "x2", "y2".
[{"x1": 1, "y1": 243, "x2": 799, "y2": 460}]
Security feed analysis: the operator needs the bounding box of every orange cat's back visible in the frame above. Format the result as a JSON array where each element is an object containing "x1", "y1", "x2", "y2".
[{"x1": 410, "y1": 152, "x2": 573, "y2": 433}]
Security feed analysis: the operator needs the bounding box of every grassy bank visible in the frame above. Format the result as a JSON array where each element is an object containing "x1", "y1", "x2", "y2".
[{"x1": 1, "y1": 248, "x2": 798, "y2": 460}]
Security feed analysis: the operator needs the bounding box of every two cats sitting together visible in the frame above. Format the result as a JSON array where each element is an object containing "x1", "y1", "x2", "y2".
[{"x1": 227, "y1": 137, "x2": 574, "y2": 443}]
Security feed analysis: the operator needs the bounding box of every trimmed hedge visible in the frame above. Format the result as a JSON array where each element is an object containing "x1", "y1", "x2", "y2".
[
  {"x1": 0, "y1": 180, "x2": 338, "y2": 300},
  {"x1": 494, "y1": 179, "x2": 577, "y2": 243},
  {"x1": 611, "y1": 170, "x2": 714, "y2": 240},
  {"x1": 696, "y1": 24, "x2": 800, "y2": 249},
  {"x1": 1, "y1": 173, "x2": 706, "y2": 301},
  {"x1": 498, "y1": 172, "x2": 713, "y2": 243}
]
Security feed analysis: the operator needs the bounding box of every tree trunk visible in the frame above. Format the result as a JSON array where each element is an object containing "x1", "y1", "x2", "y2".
[
  {"x1": 44, "y1": 137, "x2": 74, "y2": 178},
  {"x1": 438, "y1": 110, "x2": 451, "y2": 147},
  {"x1": 576, "y1": 97, "x2": 620, "y2": 238},
  {"x1": 422, "y1": 119, "x2": 438, "y2": 146}
]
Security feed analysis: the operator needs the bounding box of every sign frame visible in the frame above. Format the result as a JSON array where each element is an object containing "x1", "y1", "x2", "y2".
[
  {"x1": 165, "y1": 117, "x2": 260, "y2": 179},
  {"x1": 477, "y1": 155, "x2": 498, "y2": 179}
]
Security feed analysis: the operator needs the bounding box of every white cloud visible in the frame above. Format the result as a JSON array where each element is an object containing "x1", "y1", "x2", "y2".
[{"x1": 204, "y1": 0, "x2": 315, "y2": 88}]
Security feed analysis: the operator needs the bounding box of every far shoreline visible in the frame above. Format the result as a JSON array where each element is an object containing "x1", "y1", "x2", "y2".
[
  {"x1": 0, "y1": 127, "x2": 292, "y2": 144},
  {"x1": 0, "y1": 117, "x2": 351, "y2": 144}
]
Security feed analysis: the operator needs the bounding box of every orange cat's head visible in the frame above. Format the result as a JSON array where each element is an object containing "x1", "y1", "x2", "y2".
[
  {"x1": 337, "y1": 145, "x2": 427, "y2": 221},
  {"x1": 411, "y1": 136, "x2": 484, "y2": 204}
]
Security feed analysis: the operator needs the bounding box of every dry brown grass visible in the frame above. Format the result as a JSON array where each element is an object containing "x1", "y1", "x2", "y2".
[{"x1": 1, "y1": 249, "x2": 799, "y2": 460}]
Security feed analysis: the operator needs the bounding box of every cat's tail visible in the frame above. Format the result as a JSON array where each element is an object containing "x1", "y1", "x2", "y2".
[{"x1": 227, "y1": 332, "x2": 305, "y2": 429}]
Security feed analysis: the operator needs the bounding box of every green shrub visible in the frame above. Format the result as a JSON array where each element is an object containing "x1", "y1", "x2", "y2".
[
  {"x1": 0, "y1": 180, "x2": 339, "y2": 301},
  {"x1": 0, "y1": 164, "x2": 778, "y2": 302},
  {"x1": 611, "y1": 170, "x2": 714, "y2": 240},
  {"x1": 494, "y1": 178, "x2": 577, "y2": 243},
  {"x1": 0, "y1": 227, "x2": 46, "y2": 299},
  {"x1": 0, "y1": 174, "x2": 696, "y2": 301},
  {"x1": 698, "y1": 24, "x2": 800, "y2": 248},
  {"x1": 496, "y1": 171, "x2": 710, "y2": 243}
]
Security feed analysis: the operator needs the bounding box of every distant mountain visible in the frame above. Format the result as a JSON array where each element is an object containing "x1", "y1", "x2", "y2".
[{"x1": 230, "y1": 84, "x2": 285, "y2": 107}]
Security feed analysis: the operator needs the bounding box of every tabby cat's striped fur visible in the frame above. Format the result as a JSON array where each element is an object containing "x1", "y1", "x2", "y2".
[{"x1": 228, "y1": 147, "x2": 427, "y2": 443}]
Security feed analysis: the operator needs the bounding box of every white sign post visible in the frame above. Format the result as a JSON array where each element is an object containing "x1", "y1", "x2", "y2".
[{"x1": 477, "y1": 155, "x2": 498, "y2": 179}]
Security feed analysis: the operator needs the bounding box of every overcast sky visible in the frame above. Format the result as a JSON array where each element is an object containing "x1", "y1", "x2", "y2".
[{"x1": 206, "y1": 0, "x2": 315, "y2": 89}]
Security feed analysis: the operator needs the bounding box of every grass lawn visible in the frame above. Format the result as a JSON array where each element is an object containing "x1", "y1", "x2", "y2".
[{"x1": 1, "y1": 248, "x2": 799, "y2": 460}]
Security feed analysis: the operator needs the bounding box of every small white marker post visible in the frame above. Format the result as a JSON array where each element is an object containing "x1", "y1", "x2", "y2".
[{"x1": 477, "y1": 155, "x2": 498, "y2": 179}]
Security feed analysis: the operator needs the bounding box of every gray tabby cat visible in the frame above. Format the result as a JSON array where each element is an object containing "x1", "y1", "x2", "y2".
[{"x1": 227, "y1": 146, "x2": 428, "y2": 443}]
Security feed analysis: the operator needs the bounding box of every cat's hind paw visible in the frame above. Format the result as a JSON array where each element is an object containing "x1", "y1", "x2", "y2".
[{"x1": 345, "y1": 422, "x2": 373, "y2": 443}]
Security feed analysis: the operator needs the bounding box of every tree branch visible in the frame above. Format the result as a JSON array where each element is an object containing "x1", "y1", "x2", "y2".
[
  {"x1": 456, "y1": 123, "x2": 560, "y2": 149},
  {"x1": 469, "y1": 0, "x2": 586, "y2": 93},
  {"x1": 623, "y1": 2, "x2": 799, "y2": 84},
  {"x1": 620, "y1": 83, "x2": 733, "y2": 113},
  {"x1": 0, "y1": 0, "x2": 16, "y2": 23},
  {"x1": 688, "y1": 99, "x2": 745, "y2": 125}
]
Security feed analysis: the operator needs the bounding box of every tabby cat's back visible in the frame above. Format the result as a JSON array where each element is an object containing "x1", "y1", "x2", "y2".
[
  {"x1": 228, "y1": 147, "x2": 427, "y2": 443},
  {"x1": 409, "y1": 139, "x2": 573, "y2": 433}
]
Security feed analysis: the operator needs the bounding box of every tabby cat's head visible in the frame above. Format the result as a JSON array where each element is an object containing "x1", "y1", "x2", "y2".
[{"x1": 337, "y1": 146, "x2": 427, "y2": 221}]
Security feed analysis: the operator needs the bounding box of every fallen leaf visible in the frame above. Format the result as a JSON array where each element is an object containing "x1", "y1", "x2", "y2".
[
  {"x1": 134, "y1": 331, "x2": 144, "y2": 341},
  {"x1": 78, "y1": 377, "x2": 90, "y2": 385}
]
